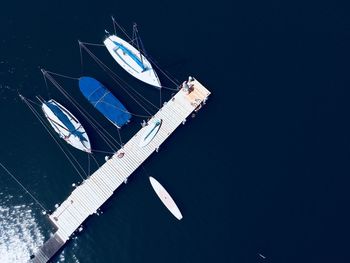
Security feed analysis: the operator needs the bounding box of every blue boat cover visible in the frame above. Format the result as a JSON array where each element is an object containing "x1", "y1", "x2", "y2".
[
  {"x1": 78, "y1": 77, "x2": 131, "y2": 128},
  {"x1": 45, "y1": 101, "x2": 87, "y2": 142}
]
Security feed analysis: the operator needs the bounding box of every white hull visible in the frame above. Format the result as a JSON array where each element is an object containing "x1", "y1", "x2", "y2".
[
  {"x1": 139, "y1": 119, "x2": 162, "y2": 147},
  {"x1": 42, "y1": 100, "x2": 91, "y2": 153},
  {"x1": 149, "y1": 176, "x2": 183, "y2": 220},
  {"x1": 103, "y1": 35, "x2": 161, "y2": 88}
]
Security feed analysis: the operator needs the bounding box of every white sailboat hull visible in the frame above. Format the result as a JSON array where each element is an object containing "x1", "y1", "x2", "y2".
[
  {"x1": 103, "y1": 35, "x2": 161, "y2": 88},
  {"x1": 149, "y1": 176, "x2": 183, "y2": 220},
  {"x1": 42, "y1": 99, "x2": 91, "y2": 153},
  {"x1": 139, "y1": 119, "x2": 162, "y2": 147}
]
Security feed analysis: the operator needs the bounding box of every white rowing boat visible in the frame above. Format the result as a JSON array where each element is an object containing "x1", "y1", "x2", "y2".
[
  {"x1": 139, "y1": 119, "x2": 162, "y2": 147},
  {"x1": 149, "y1": 176, "x2": 183, "y2": 220},
  {"x1": 103, "y1": 34, "x2": 161, "y2": 88},
  {"x1": 42, "y1": 99, "x2": 91, "y2": 153}
]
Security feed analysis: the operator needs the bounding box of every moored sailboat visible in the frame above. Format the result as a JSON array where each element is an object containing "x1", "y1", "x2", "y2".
[
  {"x1": 41, "y1": 99, "x2": 91, "y2": 153},
  {"x1": 103, "y1": 34, "x2": 161, "y2": 88}
]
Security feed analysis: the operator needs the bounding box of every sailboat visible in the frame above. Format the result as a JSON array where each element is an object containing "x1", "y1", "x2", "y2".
[
  {"x1": 78, "y1": 76, "x2": 131, "y2": 128},
  {"x1": 41, "y1": 99, "x2": 91, "y2": 153},
  {"x1": 103, "y1": 32, "x2": 161, "y2": 88}
]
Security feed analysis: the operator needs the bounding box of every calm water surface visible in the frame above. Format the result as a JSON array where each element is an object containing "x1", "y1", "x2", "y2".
[{"x1": 1, "y1": 0, "x2": 350, "y2": 262}]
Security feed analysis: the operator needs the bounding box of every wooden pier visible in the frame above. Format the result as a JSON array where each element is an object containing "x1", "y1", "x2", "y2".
[{"x1": 32, "y1": 78, "x2": 210, "y2": 263}]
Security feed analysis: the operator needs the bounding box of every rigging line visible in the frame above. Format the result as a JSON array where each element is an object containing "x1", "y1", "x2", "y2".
[
  {"x1": 43, "y1": 71, "x2": 121, "y2": 150},
  {"x1": 98, "y1": 101, "x2": 151, "y2": 118},
  {"x1": 159, "y1": 88, "x2": 162, "y2": 108},
  {"x1": 148, "y1": 54, "x2": 181, "y2": 85},
  {"x1": 111, "y1": 16, "x2": 133, "y2": 42},
  {"x1": 87, "y1": 154, "x2": 90, "y2": 176},
  {"x1": 112, "y1": 16, "x2": 117, "y2": 35},
  {"x1": 0, "y1": 162, "x2": 48, "y2": 212},
  {"x1": 134, "y1": 24, "x2": 148, "y2": 57},
  {"x1": 24, "y1": 97, "x2": 41, "y2": 107},
  {"x1": 55, "y1": 131, "x2": 89, "y2": 178},
  {"x1": 161, "y1": 86, "x2": 179, "y2": 91},
  {"x1": 42, "y1": 69, "x2": 51, "y2": 98},
  {"x1": 79, "y1": 41, "x2": 105, "y2": 47},
  {"x1": 90, "y1": 154, "x2": 100, "y2": 169},
  {"x1": 133, "y1": 23, "x2": 143, "y2": 64},
  {"x1": 132, "y1": 24, "x2": 136, "y2": 43},
  {"x1": 21, "y1": 96, "x2": 88, "y2": 180},
  {"x1": 79, "y1": 42, "x2": 84, "y2": 74},
  {"x1": 79, "y1": 43, "x2": 158, "y2": 113},
  {"x1": 116, "y1": 127, "x2": 123, "y2": 147},
  {"x1": 92, "y1": 149, "x2": 116, "y2": 154},
  {"x1": 146, "y1": 54, "x2": 180, "y2": 87},
  {"x1": 44, "y1": 70, "x2": 79, "y2": 81},
  {"x1": 107, "y1": 70, "x2": 157, "y2": 113}
]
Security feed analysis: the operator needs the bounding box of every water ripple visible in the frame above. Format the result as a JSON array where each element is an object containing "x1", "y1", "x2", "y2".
[{"x1": 0, "y1": 202, "x2": 44, "y2": 263}]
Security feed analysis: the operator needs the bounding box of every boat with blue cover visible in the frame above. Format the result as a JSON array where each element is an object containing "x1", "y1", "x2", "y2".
[
  {"x1": 41, "y1": 99, "x2": 91, "y2": 153},
  {"x1": 78, "y1": 76, "x2": 131, "y2": 128}
]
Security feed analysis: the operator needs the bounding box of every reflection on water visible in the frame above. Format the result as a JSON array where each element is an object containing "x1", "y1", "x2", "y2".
[{"x1": 0, "y1": 195, "x2": 44, "y2": 263}]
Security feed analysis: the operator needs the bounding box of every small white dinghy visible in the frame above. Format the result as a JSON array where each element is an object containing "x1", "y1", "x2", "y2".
[
  {"x1": 42, "y1": 99, "x2": 91, "y2": 153},
  {"x1": 103, "y1": 34, "x2": 161, "y2": 88},
  {"x1": 139, "y1": 119, "x2": 162, "y2": 147},
  {"x1": 149, "y1": 176, "x2": 183, "y2": 220}
]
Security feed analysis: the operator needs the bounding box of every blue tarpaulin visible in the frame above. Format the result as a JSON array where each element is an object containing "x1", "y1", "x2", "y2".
[{"x1": 79, "y1": 77, "x2": 131, "y2": 128}]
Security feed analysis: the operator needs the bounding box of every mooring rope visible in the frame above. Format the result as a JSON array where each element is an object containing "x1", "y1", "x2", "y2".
[
  {"x1": 90, "y1": 153, "x2": 100, "y2": 169},
  {"x1": 45, "y1": 70, "x2": 79, "y2": 81},
  {"x1": 87, "y1": 153, "x2": 91, "y2": 176},
  {"x1": 111, "y1": 16, "x2": 133, "y2": 42},
  {"x1": 92, "y1": 149, "x2": 115, "y2": 155},
  {"x1": 116, "y1": 126, "x2": 123, "y2": 147},
  {"x1": 0, "y1": 162, "x2": 48, "y2": 212}
]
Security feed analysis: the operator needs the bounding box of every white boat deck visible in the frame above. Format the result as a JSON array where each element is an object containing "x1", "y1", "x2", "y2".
[{"x1": 33, "y1": 78, "x2": 210, "y2": 262}]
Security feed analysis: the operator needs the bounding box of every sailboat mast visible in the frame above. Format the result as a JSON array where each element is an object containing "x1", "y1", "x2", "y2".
[{"x1": 133, "y1": 23, "x2": 144, "y2": 65}]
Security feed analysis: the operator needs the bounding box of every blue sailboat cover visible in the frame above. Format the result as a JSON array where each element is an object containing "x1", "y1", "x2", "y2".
[
  {"x1": 78, "y1": 77, "x2": 131, "y2": 128},
  {"x1": 45, "y1": 101, "x2": 87, "y2": 142}
]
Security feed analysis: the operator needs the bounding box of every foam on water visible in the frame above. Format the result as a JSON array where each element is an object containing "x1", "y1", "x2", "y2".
[
  {"x1": 0, "y1": 196, "x2": 44, "y2": 263},
  {"x1": 52, "y1": 239, "x2": 80, "y2": 263}
]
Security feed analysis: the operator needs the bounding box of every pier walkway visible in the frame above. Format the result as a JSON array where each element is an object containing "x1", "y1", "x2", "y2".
[{"x1": 32, "y1": 78, "x2": 210, "y2": 262}]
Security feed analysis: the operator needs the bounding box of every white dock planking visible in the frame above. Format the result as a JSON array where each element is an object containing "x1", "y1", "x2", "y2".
[{"x1": 33, "y1": 78, "x2": 210, "y2": 263}]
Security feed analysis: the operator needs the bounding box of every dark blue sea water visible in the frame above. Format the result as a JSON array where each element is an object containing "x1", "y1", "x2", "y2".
[{"x1": 1, "y1": 0, "x2": 350, "y2": 262}]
